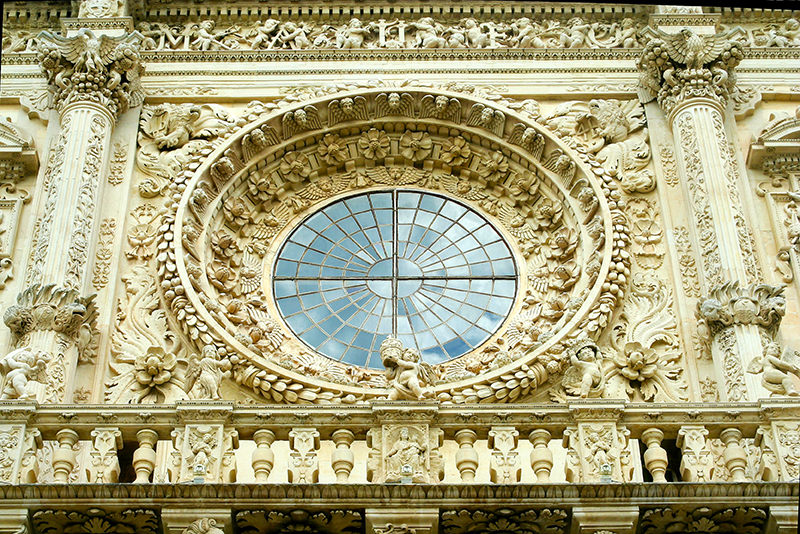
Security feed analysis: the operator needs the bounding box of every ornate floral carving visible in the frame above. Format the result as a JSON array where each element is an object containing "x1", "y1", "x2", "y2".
[
  {"x1": 236, "y1": 510, "x2": 362, "y2": 534},
  {"x1": 37, "y1": 29, "x2": 144, "y2": 119},
  {"x1": 105, "y1": 265, "x2": 187, "y2": 403},
  {"x1": 607, "y1": 273, "x2": 686, "y2": 401},
  {"x1": 441, "y1": 508, "x2": 568, "y2": 534},
  {"x1": 150, "y1": 87, "x2": 629, "y2": 405},
  {"x1": 91, "y1": 218, "x2": 116, "y2": 290},
  {"x1": 639, "y1": 507, "x2": 767, "y2": 534},
  {"x1": 638, "y1": 28, "x2": 744, "y2": 116},
  {"x1": 32, "y1": 509, "x2": 159, "y2": 534}
]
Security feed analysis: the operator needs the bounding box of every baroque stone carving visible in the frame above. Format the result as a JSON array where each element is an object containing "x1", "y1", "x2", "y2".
[
  {"x1": 3, "y1": 284, "x2": 98, "y2": 399},
  {"x1": 638, "y1": 28, "x2": 744, "y2": 116},
  {"x1": 132, "y1": 16, "x2": 645, "y2": 53},
  {"x1": 182, "y1": 518, "x2": 224, "y2": 534},
  {"x1": 543, "y1": 99, "x2": 653, "y2": 194},
  {"x1": 606, "y1": 273, "x2": 687, "y2": 401},
  {"x1": 380, "y1": 337, "x2": 436, "y2": 401},
  {"x1": 368, "y1": 424, "x2": 443, "y2": 483},
  {"x1": 563, "y1": 421, "x2": 633, "y2": 483},
  {"x1": 441, "y1": 508, "x2": 568, "y2": 534},
  {"x1": 105, "y1": 265, "x2": 188, "y2": 403},
  {"x1": 91, "y1": 218, "x2": 116, "y2": 290},
  {"x1": 747, "y1": 342, "x2": 800, "y2": 396},
  {"x1": 169, "y1": 423, "x2": 238, "y2": 483},
  {"x1": 236, "y1": 510, "x2": 362, "y2": 534},
  {"x1": 142, "y1": 86, "x2": 629, "y2": 404},
  {"x1": 31, "y1": 509, "x2": 159, "y2": 534},
  {"x1": 0, "y1": 347, "x2": 49, "y2": 400},
  {"x1": 36, "y1": 29, "x2": 144, "y2": 119},
  {"x1": 639, "y1": 507, "x2": 767, "y2": 534}
]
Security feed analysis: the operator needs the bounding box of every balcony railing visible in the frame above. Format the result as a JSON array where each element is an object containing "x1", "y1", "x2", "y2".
[{"x1": 2, "y1": 398, "x2": 799, "y2": 487}]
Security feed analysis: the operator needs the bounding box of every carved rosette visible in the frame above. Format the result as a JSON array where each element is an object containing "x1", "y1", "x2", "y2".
[
  {"x1": 152, "y1": 87, "x2": 630, "y2": 405},
  {"x1": 36, "y1": 29, "x2": 144, "y2": 120},
  {"x1": 638, "y1": 28, "x2": 744, "y2": 118}
]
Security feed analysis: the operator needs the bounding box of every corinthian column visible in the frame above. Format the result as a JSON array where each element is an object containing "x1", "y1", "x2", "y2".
[
  {"x1": 0, "y1": 28, "x2": 143, "y2": 403},
  {"x1": 638, "y1": 27, "x2": 781, "y2": 401}
]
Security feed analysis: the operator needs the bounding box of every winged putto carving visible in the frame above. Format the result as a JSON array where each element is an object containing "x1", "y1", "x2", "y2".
[
  {"x1": 467, "y1": 103, "x2": 505, "y2": 136},
  {"x1": 375, "y1": 92, "x2": 415, "y2": 118},
  {"x1": 508, "y1": 124, "x2": 545, "y2": 161},
  {"x1": 328, "y1": 96, "x2": 369, "y2": 125},
  {"x1": 419, "y1": 95, "x2": 461, "y2": 122},
  {"x1": 281, "y1": 105, "x2": 322, "y2": 139}
]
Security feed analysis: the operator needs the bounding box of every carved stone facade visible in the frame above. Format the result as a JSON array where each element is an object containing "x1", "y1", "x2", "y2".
[{"x1": 0, "y1": 1, "x2": 799, "y2": 533}]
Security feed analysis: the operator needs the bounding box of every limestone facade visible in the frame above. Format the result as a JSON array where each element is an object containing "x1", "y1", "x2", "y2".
[{"x1": 1, "y1": 1, "x2": 800, "y2": 533}]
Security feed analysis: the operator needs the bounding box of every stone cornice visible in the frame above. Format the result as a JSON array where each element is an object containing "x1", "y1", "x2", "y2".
[{"x1": 0, "y1": 481, "x2": 795, "y2": 504}]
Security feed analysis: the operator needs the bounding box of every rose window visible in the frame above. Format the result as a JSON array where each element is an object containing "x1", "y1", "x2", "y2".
[{"x1": 273, "y1": 190, "x2": 517, "y2": 368}]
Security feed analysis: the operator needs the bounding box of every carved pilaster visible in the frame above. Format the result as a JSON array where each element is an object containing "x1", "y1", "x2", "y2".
[
  {"x1": 677, "y1": 425, "x2": 715, "y2": 482},
  {"x1": 169, "y1": 423, "x2": 238, "y2": 483},
  {"x1": 0, "y1": 423, "x2": 41, "y2": 484},
  {"x1": 488, "y1": 425, "x2": 520, "y2": 483},
  {"x1": 639, "y1": 28, "x2": 771, "y2": 402},
  {"x1": 87, "y1": 426, "x2": 121, "y2": 482},
  {"x1": 288, "y1": 427, "x2": 319, "y2": 483},
  {"x1": 696, "y1": 282, "x2": 786, "y2": 401},
  {"x1": 564, "y1": 406, "x2": 634, "y2": 483}
]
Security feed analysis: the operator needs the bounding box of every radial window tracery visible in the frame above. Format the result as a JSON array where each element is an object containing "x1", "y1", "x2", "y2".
[{"x1": 273, "y1": 190, "x2": 517, "y2": 368}]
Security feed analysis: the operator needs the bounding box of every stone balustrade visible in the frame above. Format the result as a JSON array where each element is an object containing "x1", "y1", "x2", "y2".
[{"x1": 1, "y1": 399, "x2": 798, "y2": 486}]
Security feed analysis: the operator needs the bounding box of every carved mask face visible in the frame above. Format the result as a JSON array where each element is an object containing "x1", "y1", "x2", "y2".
[
  {"x1": 435, "y1": 96, "x2": 448, "y2": 111},
  {"x1": 388, "y1": 93, "x2": 401, "y2": 108},
  {"x1": 294, "y1": 109, "x2": 307, "y2": 124},
  {"x1": 341, "y1": 98, "x2": 354, "y2": 113}
]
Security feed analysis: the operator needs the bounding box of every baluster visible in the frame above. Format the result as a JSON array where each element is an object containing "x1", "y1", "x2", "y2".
[
  {"x1": 528, "y1": 429, "x2": 553, "y2": 482},
  {"x1": 641, "y1": 427, "x2": 668, "y2": 483},
  {"x1": 720, "y1": 428, "x2": 748, "y2": 482},
  {"x1": 331, "y1": 429, "x2": 355, "y2": 482},
  {"x1": 133, "y1": 429, "x2": 158, "y2": 483},
  {"x1": 454, "y1": 429, "x2": 479, "y2": 482},
  {"x1": 252, "y1": 429, "x2": 276, "y2": 483},
  {"x1": 52, "y1": 429, "x2": 79, "y2": 483}
]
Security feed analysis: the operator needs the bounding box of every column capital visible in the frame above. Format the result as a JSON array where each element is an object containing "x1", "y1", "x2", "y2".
[
  {"x1": 36, "y1": 28, "x2": 144, "y2": 120},
  {"x1": 637, "y1": 27, "x2": 743, "y2": 120}
]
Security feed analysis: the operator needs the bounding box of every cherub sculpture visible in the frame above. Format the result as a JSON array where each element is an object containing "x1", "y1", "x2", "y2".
[
  {"x1": 748, "y1": 342, "x2": 800, "y2": 396},
  {"x1": 562, "y1": 340, "x2": 604, "y2": 398},
  {"x1": 185, "y1": 345, "x2": 230, "y2": 400},
  {"x1": 380, "y1": 337, "x2": 435, "y2": 400},
  {"x1": 0, "y1": 346, "x2": 49, "y2": 400}
]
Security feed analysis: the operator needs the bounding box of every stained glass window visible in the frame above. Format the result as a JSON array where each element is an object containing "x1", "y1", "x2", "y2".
[{"x1": 273, "y1": 190, "x2": 517, "y2": 368}]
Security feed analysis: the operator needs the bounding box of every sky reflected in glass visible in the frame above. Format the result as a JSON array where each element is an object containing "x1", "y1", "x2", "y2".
[{"x1": 274, "y1": 190, "x2": 517, "y2": 368}]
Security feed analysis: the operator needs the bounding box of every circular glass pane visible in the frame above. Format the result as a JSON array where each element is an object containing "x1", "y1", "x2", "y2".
[{"x1": 273, "y1": 190, "x2": 517, "y2": 369}]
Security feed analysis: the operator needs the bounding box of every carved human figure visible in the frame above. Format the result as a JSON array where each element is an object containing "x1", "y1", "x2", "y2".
[
  {"x1": 385, "y1": 427, "x2": 424, "y2": 478},
  {"x1": 410, "y1": 17, "x2": 446, "y2": 48},
  {"x1": 748, "y1": 342, "x2": 800, "y2": 396},
  {"x1": 0, "y1": 346, "x2": 49, "y2": 400},
  {"x1": 276, "y1": 21, "x2": 312, "y2": 49},
  {"x1": 568, "y1": 342, "x2": 603, "y2": 398},
  {"x1": 336, "y1": 18, "x2": 371, "y2": 49},
  {"x1": 250, "y1": 19, "x2": 281, "y2": 49},
  {"x1": 380, "y1": 337, "x2": 434, "y2": 400},
  {"x1": 185, "y1": 345, "x2": 228, "y2": 400},
  {"x1": 560, "y1": 18, "x2": 590, "y2": 48},
  {"x1": 190, "y1": 20, "x2": 238, "y2": 51}
]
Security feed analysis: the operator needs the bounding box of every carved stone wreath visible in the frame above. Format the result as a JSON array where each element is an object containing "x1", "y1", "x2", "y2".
[{"x1": 158, "y1": 88, "x2": 630, "y2": 404}]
